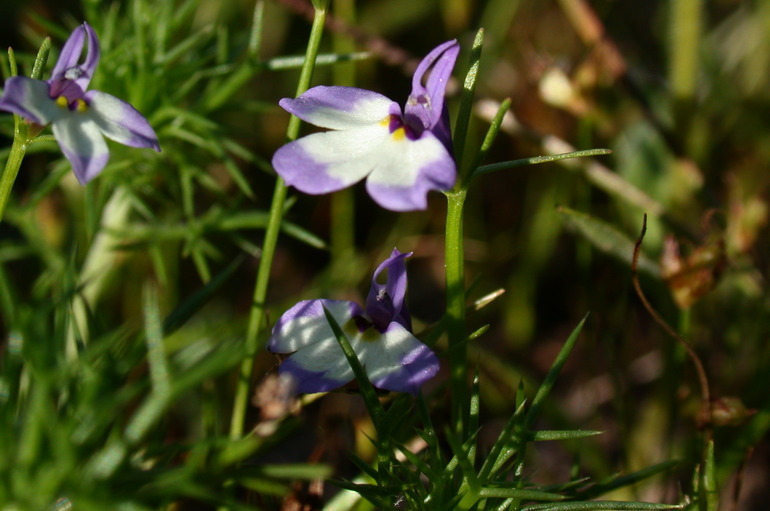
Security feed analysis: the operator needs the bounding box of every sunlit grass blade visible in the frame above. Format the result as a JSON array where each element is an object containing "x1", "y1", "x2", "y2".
[
  {"x1": 474, "y1": 149, "x2": 613, "y2": 176},
  {"x1": 478, "y1": 487, "x2": 566, "y2": 501},
  {"x1": 29, "y1": 36, "x2": 51, "y2": 80},
  {"x1": 466, "y1": 97, "x2": 511, "y2": 185},
  {"x1": 530, "y1": 430, "x2": 603, "y2": 441},
  {"x1": 521, "y1": 501, "x2": 685, "y2": 510},
  {"x1": 454, "y1": 28, "x2": 484, "y2": 177}
]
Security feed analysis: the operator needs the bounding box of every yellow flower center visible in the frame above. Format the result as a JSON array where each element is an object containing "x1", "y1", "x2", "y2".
[
  {"x1": 343, "y1": 318, "x2": 381, "y2": 343},
  {"x1": 54, "y1": 96, "x2": 89, "y2": 112},
  {"x1": 391, "y1": 126, "x2": 406, "y2": 141}
]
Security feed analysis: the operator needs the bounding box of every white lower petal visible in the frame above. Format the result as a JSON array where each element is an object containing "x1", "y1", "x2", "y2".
[
  {"x1": 272, "y1": 122, "x2": 391, "y2": 195},
  {"x1": 357, "y1": 322, "x2": 439, "y2": 394},
  {"x1": 52, "y1": 115, "x2": 109, "y2": 184},
  {"x1": 367, "y1": 131, "x2": 450, "y2": 187},
  {"x1": 365, "y1": 130, "x2": 456, "y2": 211}
]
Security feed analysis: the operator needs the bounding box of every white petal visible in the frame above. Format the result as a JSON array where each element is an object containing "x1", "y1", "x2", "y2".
[
  {"x1": 280, "y1": 86, "x2": 397, "y2": 130},
  {"x1": 357, "y1": 322, "x2": 439, "y2": 394},
  {"x1": 272, "y1": 122, "x2": 391, "y2": 195},
  {"x1": 52, "y1": 115, "x2": 109, "y2": 184},
  {"x1": 269, "y1": 299, "x2": 361, "y2": 353},
  {"x1": 364, "y1": 130, "x2": 456, "y2": 211}
]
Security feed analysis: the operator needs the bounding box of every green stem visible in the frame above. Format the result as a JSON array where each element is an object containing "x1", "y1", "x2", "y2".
[
  {"x1": 229, "y1": 3, "x2": 329, "y2": 440},
  {"x1": 443, "y1": 29, "x2": 483, "y2": 441},
  {"x1": 445, "y1": 188, "x2": 468, "y2": 437},
  {"x1": 0, "y1": 38, "x2": 50, "y2": 224},
  {"x1": 0, "y1": 133, "x2": 29, "y2": 223}
]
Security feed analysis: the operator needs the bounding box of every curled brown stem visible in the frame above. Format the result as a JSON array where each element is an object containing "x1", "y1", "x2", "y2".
[{"x1": 631, "y1": 214, "x2": 712, "y2": 431}]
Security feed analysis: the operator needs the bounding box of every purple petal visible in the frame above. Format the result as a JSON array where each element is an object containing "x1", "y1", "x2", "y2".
[
  {"x1": 405, "y1": 40, "x2": 459, "y2": 131},
  {"x1": 272, "y1": 123, "x2": 389, "y2": 195},
  {"x1": 50, "y1": 23, "x2": 100, "y2": 97},
  {"x1": 269, "y1": 299, "x2": 363, "y2": 353},
  {"x1": 269, "y1": 299, "x2": 364, "y2": 394},
  {"x1": 280, "y1": 86, "x2": 397, "y2": 129},
  {"x1": 0, "y1": 76, "x2": 60, "y2": 125},
  {"x1": 279, "y1": 356, "x2": 352, "y2": 394},
  {"x1": 359, "y1": 322, "x2": 439, "y2": 395},
  {"x1": 365, "y1": 249, "x2": 412, "y2": 331},
  {"x1": 52, "y1": 116, "x2": 109, "y2": 184},
  {"x1": 84, "y1": 91, "x2": 160, "y2": 150},
  {"x1": 364, "y1": 130, "x2": 456, "y2": 211}
]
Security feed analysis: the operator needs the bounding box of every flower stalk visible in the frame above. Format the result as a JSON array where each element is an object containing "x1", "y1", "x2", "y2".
[
  {"x1": 445, "y1": 187, "x2": 468, "y2": 436},
  {"x1": 229, "y1": 2, "x2": 329, "y2": 440},
  {"x1": 443, "y1": 29, "x2": 483, "y2": 439}
]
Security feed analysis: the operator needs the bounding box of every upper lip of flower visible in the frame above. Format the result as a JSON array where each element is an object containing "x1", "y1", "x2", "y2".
[
  {"x1": 48, "y1": 21, "x2": 100, "y2": 102},
  {"x1": 404, "y1": 39, "x2": 460, "y2": 133}
]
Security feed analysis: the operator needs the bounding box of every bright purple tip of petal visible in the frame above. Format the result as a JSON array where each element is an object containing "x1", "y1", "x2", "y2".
[{"x1": 272, "y1": 136, "x2": 358, "y2": 195}]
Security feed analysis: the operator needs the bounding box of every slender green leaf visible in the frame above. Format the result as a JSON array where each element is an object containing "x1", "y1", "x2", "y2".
[
  {"x1": 522, "y1": 501, "x2": 684, "y2": 510},
  {"x1": 475, "y1": 149, "x2": 613, "y2": 176},
  {"x1": 454, "y1": 27, "x2": 484, "y2": 177},
  {"x1": 531, "y1": 430, "x2": 603, "y2": 442},
  {"x1": 557, "y1": 206, "x2": 659, "y2": 276}
]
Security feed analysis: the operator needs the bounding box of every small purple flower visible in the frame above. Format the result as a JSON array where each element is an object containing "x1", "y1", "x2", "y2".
[
  {"x1": 0, "y1": 23, "x2": 160, "y2": 184},
  {"x1": 272, "y1": 40, "x2": 460, "y2": 211},
  {"x1": 268, "y1": 249, "x2": 439, "y2": 394}
]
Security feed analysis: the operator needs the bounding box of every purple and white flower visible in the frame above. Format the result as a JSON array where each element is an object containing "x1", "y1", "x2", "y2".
[
  {"x1": 0, "y1": 22, "x2": 160, "y2": 184},
  {"x1": 268, "y1": 249, "x2": 439, "y2": 394},
  {"x1": 272, "y1": 40, "x2": 460, "y2": 211}
]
